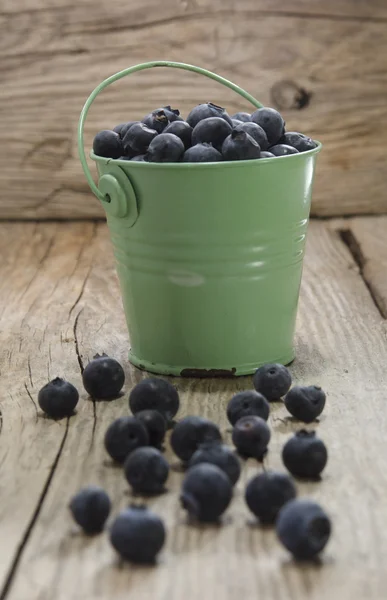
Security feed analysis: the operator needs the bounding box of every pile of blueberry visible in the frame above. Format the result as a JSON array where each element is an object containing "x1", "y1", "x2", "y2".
[
  {"x1": 37, "y1": 359, "x2": 330, "y2": 565},
  {"x1": 92, "y1": 103, "x2": 317, "y2": 163}
]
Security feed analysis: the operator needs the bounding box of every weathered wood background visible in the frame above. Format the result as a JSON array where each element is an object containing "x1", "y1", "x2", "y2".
[{"x1": 1, "y1": 0, "x2": 386, "y2": 220}]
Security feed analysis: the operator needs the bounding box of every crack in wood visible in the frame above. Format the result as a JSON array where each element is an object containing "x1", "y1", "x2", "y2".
[
  {"x1": 27, "y1": 357, "x2": 33, "y2": 388},
  {"x1": 24, "y1": 383, "x2": 38, "y2": 422},
  {"x1": 73, "y1": 308, "x2": 84, "y2": 373}
]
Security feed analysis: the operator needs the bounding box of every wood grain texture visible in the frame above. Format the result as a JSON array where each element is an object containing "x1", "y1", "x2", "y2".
[
  {"x1": 1, "y1": 219, "x2": 387, "y2": 599},
  {"x1": 1, "y1": 0, "x2": 387, "y2": 219}
]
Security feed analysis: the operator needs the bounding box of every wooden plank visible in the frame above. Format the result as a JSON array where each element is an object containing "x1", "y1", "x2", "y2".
[
  {"x1": 3, "y1": 220, "x2": 387, "y2": 599},
  {"x1": 0, "y1": 1, "x2": 387, "y2": 218}
]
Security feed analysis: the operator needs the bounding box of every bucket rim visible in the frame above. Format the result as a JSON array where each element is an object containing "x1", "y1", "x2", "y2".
[{"x1": 90, "y1": 140, "x2": 322, "y2": 169}]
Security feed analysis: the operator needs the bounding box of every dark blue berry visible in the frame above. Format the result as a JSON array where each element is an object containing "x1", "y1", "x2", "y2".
[
  {"x1": 232, "y1": 119, "x2": 243, "y2": 127},
  {"x1": 250, "y1": 107, "x2": 285, "y2": 146},
  {"x1": 253, "y1": 363, "x2": 292, "y2": 402},
  {"x1": 119, "y1": 155, "x2": 132, "y2": 161},
  {"x1": 282, "y1": 430, "x2": 328, "y2": 479},
  {"x1": 113, "y1": 121, "x2": 137, "y2": 139},
  {"x1": 227, "y1": 390, "x2": 270, "y2": 425},
  {"x1": 222, "y1": 130, "x2": 261, "y2": 161},
  {"x1": 269, "y1": 144, "x2": 299, "y2": 156},
  {"x1": 142, "y1": 109, "x2": 169, "y2": 133},
  {"x1": 123, "y1": 123, "x2": 158, "y2": 155},
  {"x1": 231, "y1": 111, "x2": 251, "y2": 122},
  {"x1": 129, "y1": 377, "x2": 179, "y2": 426},
  {"x1": 245, "y1": 471, "x2": 296, "y2": 524},
  {"x1": 147, "y1": 133, "x2": 185, "y2": 162},
  {"x1": 93, "y1": 130, "x2": 123, "y2": 159},
  {"x1": 130, "y1": 154, "x2": 146, "y2": 161},
  {"x1": 163, "y1": 105, "x2": 183, "y2": 122},
  {"x1": 235, "y1": 122, "x2": 268, "y2": 150},
  {"x1": 182, "y1": 143, "x2": 222, "y2": 163},
  {"x1": 232, "y1": 416, "x2": 270, "y2": 460},
  {"x1": 82, "y1": 354, "x2": 125, "y2": 400},
  {"x1": 280, "y1": 132, "x2": 317, "y2": 152},
  {"x1": 189, "y1": 441, "x2": 241, "y2": 486},
  {"x1": 110, "y1": 505, "x2": 166, "y2": 563},
  {"x1": 276, "y1": 499, "x2": 331, "y2": 560},
  {"x1": 171, "y1": 416, "x2": 222, "y2": 463},
  {"x1": 135, "y1": 409, "x2": 166, "y2": 448},
  {"x1": 164, "y1": 120, "x2": 193, "y2": 149},
  {"x1": 186, "y1": 102, "x2": 233, "y2": 128},
  {"x1": 260, "y1": 151, "x2": 275, "y2": 158},
  {"x1": 69, "y1": 486, "x2": 111, "y2": 534},
  {"x1": 38, "y1": 377, "x2": 79, "y2": 419},
  {"x1": 191, "y1": 117, "x2": 232, "y2": 151},
  {"x1": 284, "y1": 386, "x2": 326, "y2": 423},
  {"x1": 124, "y1": 447, "x2": 169, "y2": 494},
  {"x1": 180, "y1": 463, "x2": 232, "y2": 522},
  {"x1": 104, "y1": 416, "x2": 149, "y2": 463}
]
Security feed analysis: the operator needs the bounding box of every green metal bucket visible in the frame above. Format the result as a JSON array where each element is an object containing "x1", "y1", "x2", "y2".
[{"x1": 78, "y1": 61, "x2": 321, "y2": 377}]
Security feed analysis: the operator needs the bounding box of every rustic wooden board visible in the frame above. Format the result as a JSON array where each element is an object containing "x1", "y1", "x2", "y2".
[
  {"x1": 1, "y1": 0, "x2": 386, "y2": 219},
  {"x1": 1, "y1": 219, "x2": 387, "y2": 599}
]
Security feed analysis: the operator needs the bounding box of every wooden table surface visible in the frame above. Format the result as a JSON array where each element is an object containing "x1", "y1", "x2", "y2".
[{"x1": 0, "y1": 217, "x2": 386, "y2": 600}]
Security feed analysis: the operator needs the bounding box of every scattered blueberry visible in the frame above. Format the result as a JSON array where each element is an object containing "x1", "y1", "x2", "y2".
[
  {"x1": 147, "y1": 133, "x2": 185, "y2": 162},
  {"x1": 123, "y1": 122, "x2": 158, "y2": 155},
  {"x1": 69, "y1": 486, "x2": 111, "y2": 534},
  {"x1": 163, "y1": 105, "x2": 183, "y2": 122},
  {"x1": 250, "y1": 107, "x2": 285, "y2": 146},
  {"x1": 110, "y1": 505, "x2": 166, "y2": 563},
  {"x1": 113, "y1": 121, "x2": 137, "y2": 139},
  {"x1": 142, "y1": 109, "x2": 169, "y2": 133},
  {"x1": 235, "y1": 122, "x2": 269, "y2": 150},
  {"x1": 245, "y1": 471, "x2": 296, "y2": 525},
  {"x1": 260, "y1": 151, "x2": 275, "y2": 158},
  {"x1": 227, "y1": 390, "x2": 270, "y2": 425},
  {"x1": 280, "y1": 132, "x2": 317, "y2": 152},
  {"x1": 182, "y1": 143, "x2": 223, "y2": 163},
  {"x1": 282, "y1": 430, "x2": 328, "y2": 479},
  {"x1": 104, "y1": 416, "x2": 149, "y2": 463},
  {"x1": 124, "y1": 447, "x2": 169, "y2": 495},
  {"x1": 191, "y1": 117, "x2": 232, "y2": 151},
  {"x1": 284, "y1": 385, "x2": 326, "y2": 423},
  {"x1": 180, "y1": 463, "x2": 232, "y2": 522},
  {"x1": 135, "y1": 409, "x2": 166, "y2": 448},
  {"x1": 129, "y1": 377, "x2": 179, "y2": 426},
  {"x1": 93, "y1": 130, "x2": 123, "y2": 159},
  {"x1": 276, "y1": 499, "x2": 331, "y2": 560},
  {"x1": 82, "y1": 354, "x2": 125, "y2": 400},
  {"x1": 232, "y1": 416, "x2": 271, "y2": 460},
  {"x1": 130, "y1": 154, "x2": 147, "y2": 161},
  {"x1": 269, "y1": 144, "x2": 299, "y2": 156},
  {"x1": 171, "y1": 416, "x2": 222, "y2": 463},
  {"x1": 253, "y1": 363, "x2": 292, "y2": 402},
  {"x1": 164, "y1": 120, "x2": 193, "y2": 149},
  {"x1": 222, "y1": 130, "x2": 261, "y2": 161},
  {"x1": 189, "y1": 441, "x2": 241, "y2": 486},
  {"x1": 186, "y1": 102, "x2": 233, "y2": 128},
  {"x1": 231, "y1": 111, "x2": 251, "y2": 122},
  {"x1": 38, "y1": 377, "x2": 79, "y2": 419}
]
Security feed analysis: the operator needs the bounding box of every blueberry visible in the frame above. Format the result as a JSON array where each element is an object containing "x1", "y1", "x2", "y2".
[
  {"x1": 38, "y1": 377, "x2": 79, "y2": 419},
  {"x1": 188, "y1": 441, "x2": 241, "y2": 486},
  {"x1": 82, "y1": 353, "x2": 125, "y2": 400},
  {"x1": 260, "y1": 151, "x2": 275, "y2": 158},
  {"x1": 227, "y1": 390, "x2": 270, "y2": 425},
  {"x1": 69, "y1": 486, "x2": 111, "y2": 534},
  {"x1": 222, "y1": 130, "x2": 261, "y2": 161},
  {"x1": 280, "y1": 131, "x2": 317, "y2": 152},
  {"x1": 245, "y1": 471, "x2": 296, "y2": 525},
  {"x1": 110, "y1": 505, "x2": 166, "y2": 563},
  {"x1": 186, "y1": 102, "x2": 233, "y2": 128},
  {"x1": 253, "y1": 363, "x2": 292, "y2": 402},
  {"x1": 129, "y1": 377, "x2": 179, "y2": 426},
  {"x1": 232, "y1": 416, "x2": 271, "y2": 460},
  {"x1": 234, "y1": 122, "x2": 269, "y2": 150},
  {"x1": 124, "y1": 447, "x2": 169, "y2": 495},
  {"x1": 284, "y1": 386, "x2": 326, "y2": 423},
  {"x1": 191, "y1": 117, "x2": 232, "y2": 151},
  {"x1": 276, "y1": 499, "x2": 331, "y2": 560},
  {"x1": 180, "y1": 463, "x2": 232, "y2": 522},
  {"x1": 164, "y1": 120, "x2": 193, "y2": 149},
  {"x1": 130, "y1": 154, "x2": 147, "y2": 161},
  {"x1": 119, "y1": 155, "x2": 132, "y2": 161},
  {"x1": 104, "y1": 416, "x2": 149, "y2": 463},
  {"x1": 282, "y1": 430, "x2": 328, "y2": 479},
  {"x1": 163, "y1": 105, "x2": 183, "y2": 122},
  {"x1": 142, "y1": 109, "x2": 170, "y2": 133},
  {"x1": 135, "y1": 409, "x2": 167, "y2": 448},
  {"x1": 147, "y1": 133, "x2": 185, "y2": 163},
  {"x1": 231, "y1": 111, "x2": 251, "y2": 122},
  {"x1": 250, "y1": 107, "x2": 285, "y2": 146},
  {"x1": 231, "y1": 119, "x2": 243, "y2": 127},
  {"x1": 123, "y1": 123, "x2": 158, "y2": 155},
  {"x1": 182, "y1": 143, "x2": 223, "y2": 163},
  {"x1": 113, "y1": 121, "x2": 137, "y2": 139},
  {"x1": 93, "y1": 130, "x2": 123, "y2": 159},
  {"x1": 170, "y1": 416, "x2": 222, "y2": 463},
  {"x1": 269, "y1": 144, "x2": 299, "y2": 156}
]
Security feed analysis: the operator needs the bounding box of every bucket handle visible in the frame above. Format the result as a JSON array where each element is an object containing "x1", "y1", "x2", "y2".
[{"x1": 78, "y1": 60, "x2": 263, "y2": 203}]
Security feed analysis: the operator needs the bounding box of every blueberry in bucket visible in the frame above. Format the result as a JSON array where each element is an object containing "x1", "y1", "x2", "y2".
[
  {"x1": 187, "y1": 102, "x2": 233, "y2": 128},
  {"x1": 93, "y1": 130, "x2": 123, "y2": 159},
  {"x1": 235, "y1": 122, "x2": 268, "y2": 150},
  {"x1": 260, "y1": 151, "x2": 275, "y2": 158},
  {"x1": 164, "y1": 120, "x2": 193, "y2": 149},
  {"x1": 163, "y1": 105, "x2": 183, "y2": 122},
  {"x1": 123, "y1": 122, "x2": 158, "y2": 155},
  {"x1": 250, "y1": 107, "x2": 285, "y2": 146},
  {"x1": 113, "y1": 121, "x2": 137, "y2": 139},
  {"x1": 192, "y1": 117, "x2": 232, "y2": 150},
  {"x1": 147, "y1": 133, "x2": 185, "y2": 162},
  {"x1": 270, "y1": 144, "x2": 299, "y2": 156},
  {"x1": 222, "y1": 129, "x2": 261, "y2": 161},
  {"x1": 142, "y1": 108, "x2": 170, "y2": 133},
  {"x1": 231, "y1": 111, "x2": 251, "y2": 122},
  {"x1": 281, "y1": 132, "x2": 317, "y2": 152},
  {"x1": 182, "y1": 143, "x2": 222, "y2": 163}
]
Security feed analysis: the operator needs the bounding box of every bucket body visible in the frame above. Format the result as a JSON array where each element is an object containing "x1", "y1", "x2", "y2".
[{"x1": 93, "y1": 148, "x2": 320, "y2": 376}]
